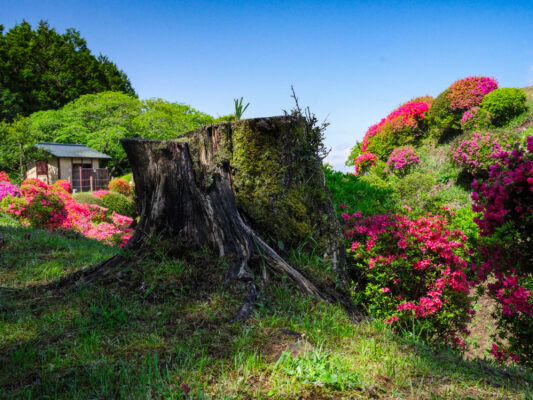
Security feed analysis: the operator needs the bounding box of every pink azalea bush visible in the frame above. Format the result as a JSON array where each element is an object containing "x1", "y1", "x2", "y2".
[
  {"x1": 460, "y1": 107, "x2": 491, "y2": 131},
  {"x1": 0, "y1": 175, "x2": 133, "y2": 247},
  {"x1": 386, "y1": 146, "x2": 420, "y2": 176},
  {"x1": 354, "y1": 96, "x2": 432, "y2": 175},
  {"x1": 0, "y1": 171, "x2": 10, "y2": 182},
  {"x1": 92, "y1": 189, "x2": 111, "y2": 198},
  {"x1": 54, "y1": 179, "x2": 72, "y2": 194},
  {"x1": 448, "y1": 76, "x2": 498, "y2": 111},
  {"x1": 343, "y1": 207, "x2": 474, "y2": 347},
  {"x1": 354, "y1": 152, "x2": 378, "y2": 176},
  {"x1": 361, "y1": 97, "x2": 433, "y2": 158},
  {"x1": 471, "y1": 137, "x2": 533, "y2": 365},
  {"x1": 453, "y1": 131, "x2": 516, "y2": 175}
]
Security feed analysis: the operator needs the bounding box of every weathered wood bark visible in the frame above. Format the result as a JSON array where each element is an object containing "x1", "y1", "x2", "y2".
[{"x1": 122, "y1": 138, "x2": 325, "y2": 298}]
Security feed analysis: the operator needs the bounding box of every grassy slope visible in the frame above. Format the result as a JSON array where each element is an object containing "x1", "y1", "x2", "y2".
[
  {"x1": 1, "y1": 216, "x2": 532, "y2": 399},
  {"x1": 523, "y1": 86, "x2": 533, "y2": 101}
]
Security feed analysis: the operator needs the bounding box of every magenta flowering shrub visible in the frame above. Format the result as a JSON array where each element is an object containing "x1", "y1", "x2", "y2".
[
  {"x1": 448, "y1": 76, "x2": 498, "y2": 111},
  {"x1": 460, "y1": 107, "x2": 491, "y2": 131},
  {"x1": 361, "y1": 97, "x2": 433, "y2": 158},
  {"x1": 453, "y1": 131, "x2": 516, "y2": 175},
  {"x1": 343, "y1": 207, "x2": 474, "y2": 346},
  {"x1": 353, "y1": 152, "x2": 378, "y2": 176},
  {"x1": 471, "y1": 138, "x2": 533, "y2": 365},
  {"x1": 0, "y1": 178, "x2": 133, "y2": 247},
  {"x1": 0, "y1": 181, "x2": 20, "y2": 201},
  {"x1": 386, "y1": 146, "x2": 419, "y2": 176}
]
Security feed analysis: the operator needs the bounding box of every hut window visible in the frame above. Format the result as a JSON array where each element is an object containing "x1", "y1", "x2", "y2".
[{"x1": 36, "y1": 161, "x2": 48, "y2": 175}]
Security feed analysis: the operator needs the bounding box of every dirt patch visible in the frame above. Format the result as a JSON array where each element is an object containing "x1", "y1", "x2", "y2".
[{"x1": 465, "y1": 289, "x2": 499, "y2": 360}]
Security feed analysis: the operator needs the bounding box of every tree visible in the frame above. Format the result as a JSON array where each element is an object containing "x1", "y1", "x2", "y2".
[
  {"x1": 0, "y1": 20, "x2": 135, "y2": 122},
  {"x1": 1, "y1": 92, "x2": 216, "y2": 175},
  {"x1": 0, "y1": 116, "x2": 48, "y2": 182}
]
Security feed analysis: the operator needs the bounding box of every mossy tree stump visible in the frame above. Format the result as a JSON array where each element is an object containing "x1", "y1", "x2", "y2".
[{"x1": 121, "y1": 115, "x2": 344, "y2": 302}]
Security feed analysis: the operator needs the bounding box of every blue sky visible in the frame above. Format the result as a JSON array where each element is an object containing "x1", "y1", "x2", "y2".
[{"x1": 2, "y1": 0, "x2": 533, "y2": 171}]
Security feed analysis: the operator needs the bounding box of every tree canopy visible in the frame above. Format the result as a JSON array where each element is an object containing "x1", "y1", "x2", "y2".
[
  {"x1": 0, "y1": 20, "x2": 135, "y2": 122},
  {"x1": 0, "y1": 91, "x2": 215, "y2": 178}
]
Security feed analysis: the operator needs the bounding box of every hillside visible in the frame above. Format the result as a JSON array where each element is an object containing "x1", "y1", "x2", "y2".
[
  {"x1": 1, "y1": 77, "x2": 533, "y2": 399},
  {"x1": 523, "y1": 85, "x2": 533, "y2": 101}
]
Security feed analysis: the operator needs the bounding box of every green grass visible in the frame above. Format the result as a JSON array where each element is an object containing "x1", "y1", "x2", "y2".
[{"x1": 0, "y1": 217, "x2": 532, "y2": 399}]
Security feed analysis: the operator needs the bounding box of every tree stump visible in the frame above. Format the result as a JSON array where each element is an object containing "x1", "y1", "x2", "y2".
[{"x1": 121, "y1": 115, "x2": 344, "y2": 300}]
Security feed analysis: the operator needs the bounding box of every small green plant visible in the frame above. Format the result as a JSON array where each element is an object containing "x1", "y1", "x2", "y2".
[
  {"x1": 233, "y1": 97, "x2": 250, "y2": 120},
  {"x1": 274, "y1": 348, "x2": 361, "y2": 391}
]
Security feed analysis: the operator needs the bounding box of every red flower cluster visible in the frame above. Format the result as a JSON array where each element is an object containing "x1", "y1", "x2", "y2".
[
  {"x1": 353, "y1": 152, "x2": 378, "y2": 176},
  {"x1": 354, "y1": 97, "x2": 432, "y2": 175},
  {"x1": 361, "y1": 98, "x2": 432, "y2": 154},
  {"x1": 343, "y1": 208, "x2": 474, "y2": 346}
]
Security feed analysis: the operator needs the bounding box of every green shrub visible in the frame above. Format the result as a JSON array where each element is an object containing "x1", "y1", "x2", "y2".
[
  {"x1": 118, "y1": 173, "x2": 134, "y2": 185},
  {"x1": 448, "y1": 206, "x2": 480, "y2": 246},
  {"x1": 480, "y1": 88, "x2": 527, "y2": 126},
  {"x1": 72, "y1": 192, "x2": 105, "y2": 207},
  {"x1": 102, "y1": 192, "x2": 137, "y2": 218},
  {"x1": 427, "y1": 89, "x2": 462, "y2": 141}
]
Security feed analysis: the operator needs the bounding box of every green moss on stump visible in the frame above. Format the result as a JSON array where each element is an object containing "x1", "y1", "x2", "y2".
[{"x1": 184, "y1": 116, "x2": 342, "y2": 258}]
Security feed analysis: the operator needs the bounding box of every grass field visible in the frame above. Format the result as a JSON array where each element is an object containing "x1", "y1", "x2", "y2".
[{"x1": 1, "y1": 214, "x2": 532, "y2": 399}]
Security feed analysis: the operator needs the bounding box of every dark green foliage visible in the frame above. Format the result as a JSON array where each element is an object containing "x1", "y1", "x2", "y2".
[
  {"x1": 102, "y1": 192, "x2": 137, "y2": 218},
  {"x1": 323, "y1": 165, "x2": 396, "y2": 216},
  {"x1": 480, "y1": 88, "x2": 527, "y2": 126},
  {"x1": 427, "y1": 89, "x2": 462, "y2": 142},
  {"x1": 72, "y1": 193, "x2": 105, "y2": 207},
  {"x1": 0, "y1": 21, "x2": 134, "y2": 122}
]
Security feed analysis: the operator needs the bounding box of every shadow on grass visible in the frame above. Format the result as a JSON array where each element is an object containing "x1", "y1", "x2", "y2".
[{"x1": 0, "y1": 217, "x2": 117, "y2": 287}]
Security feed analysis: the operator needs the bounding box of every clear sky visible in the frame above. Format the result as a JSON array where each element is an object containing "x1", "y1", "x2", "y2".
[{"x1": 2, "y1": 0, "x2": 533, "y2": 171}]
